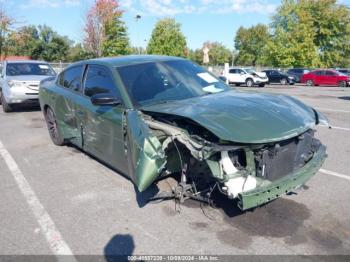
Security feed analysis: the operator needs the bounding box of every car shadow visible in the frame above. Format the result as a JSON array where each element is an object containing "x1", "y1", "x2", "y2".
[
  {"x1": 4, "y1": 103, "x2": 41, "y2": 113},
  {"x1": 338, "y1": 96, "x2": 350, "y2": 101},
  {"x1": 65, "y1": 143, "x2": 162, "y2": 208},
  {"x1": 134, "y1": 184, "x2": 159, "y2": 208},
  {"x1": 104, "y1": 234, "x2": 135, "y2": 262}
]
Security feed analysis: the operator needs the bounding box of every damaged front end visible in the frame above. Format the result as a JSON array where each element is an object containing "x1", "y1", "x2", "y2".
[{"x1": 127, "y1": 110, "x2": 327, "y2": 211}]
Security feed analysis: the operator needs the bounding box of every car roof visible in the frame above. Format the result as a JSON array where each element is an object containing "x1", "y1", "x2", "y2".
[{"x1": 70, "y1": 55, "x2": 185, "y2": 68}]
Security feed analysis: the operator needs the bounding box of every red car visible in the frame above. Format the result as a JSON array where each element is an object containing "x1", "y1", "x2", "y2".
[{"x1": 301, "y1": 69, "x2": 350, "y2": 87}]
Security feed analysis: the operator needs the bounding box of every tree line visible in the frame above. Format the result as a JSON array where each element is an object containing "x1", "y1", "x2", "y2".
[
  {"x1": 234, "y1": 0, "x2": 350, "y2": 68},
  {"x1": 1, "y1": 0, "x2": 349, "y2": 68}
]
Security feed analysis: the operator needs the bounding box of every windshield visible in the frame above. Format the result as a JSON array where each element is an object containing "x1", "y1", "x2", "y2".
[
  {"x1": 6, "y1": 63, "x2": 56, "y2": 76},
  {"x1": 244, "y1": 68, "x2": 256, "y2": 74},
  {"x1": 117, "y1": 60, "x2": 230, "y2": 106}
]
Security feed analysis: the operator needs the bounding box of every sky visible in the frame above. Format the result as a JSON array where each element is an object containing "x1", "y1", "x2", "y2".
[{"x1": 2, "y1": 0, "x2": 350, "y2": 50}]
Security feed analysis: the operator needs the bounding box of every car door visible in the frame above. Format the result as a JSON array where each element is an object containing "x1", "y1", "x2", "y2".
[
  {"x1": 77, "y1": 64, "x2": 128, "y2": 174},
  {"x1": 228, "y1": 69, "x2": 240, "y2": 83},
  {"x1": 314, "y1": 70, "x2": 326, "y2": 85},
  {"x1": 237, "y1": 69, "x2": 247, "y2": 83},
  {"x1": 269, "y1": 70, "x2": 280, "y2": 83},
  {"x1": 324, "y1": 70, "x2": 338, "y2": 85},
  {"x1": 53, "y1": 65, "x2": 84, "y2": 147}
]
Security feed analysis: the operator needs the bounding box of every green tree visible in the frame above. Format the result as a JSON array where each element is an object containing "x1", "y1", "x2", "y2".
[
  {"x1": 147, "y1": 18, "x2": 187, "y2": 57},
  {"x1": 6, "y1": 25, "x2": 71, "y2": 62},
  {"x1": 66, "y1": 43, "x2": 94, "y2": 62},
  {"x1": 0, "y1": 5, "x2": 15, "y2": 59},
  {"x1": 234, "y1": 24, "x2": 270, "y2": 66},
  {"x1": 206, "y1": 42, "x2": 232, "y2": 65},
  {"x1": 188, "y1": 48, "x2": 203, "y2": 64},
  {"x1": 7, "y1": 26, "x2": 40, "y2": 57},
  {"x1": 84, "y1": 0, "x2": 130, "y2": 57},
  {"x1": 270, "y1": 0, "x2": 350, "y2": 67},
  {"x1": 102, "y1": 16, "x2": 130, "y2": 56},
  {"x1": 30, "y1": 25, "x2": 71, "y2": 62}
]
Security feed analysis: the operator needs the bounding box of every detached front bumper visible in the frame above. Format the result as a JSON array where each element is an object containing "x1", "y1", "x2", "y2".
[{"x1": 237, "y1": 145, "x2": 326, "y2": 210}]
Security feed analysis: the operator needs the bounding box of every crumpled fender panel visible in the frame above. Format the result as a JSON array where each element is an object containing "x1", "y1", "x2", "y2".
[{"x1": 125, "y1": 110, "x2": 166, "y2": 192}]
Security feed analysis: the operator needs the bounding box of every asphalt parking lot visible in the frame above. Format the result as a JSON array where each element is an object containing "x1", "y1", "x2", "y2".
[{"x1": 0, "y1": 84, "x2": 349, "y2": 257}]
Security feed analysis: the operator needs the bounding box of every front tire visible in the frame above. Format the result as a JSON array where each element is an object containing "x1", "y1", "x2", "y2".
[
  {"x1": 1, "y1": 93, "x2": 13, "y2": 113},
  {"x1": 44, "y1": 107, "x2": 65, "y2": 146},
  {"x1": 339, "y1": 81, "x2": 346, "y2": 87},
  {"x1": 280, "y1": 78, "x2": 288, "y2": 85},
  {"x1": 306, "y1": 80, "x2": 314, "y2": 86},
  {"x1": 246, "y1": 78, "x2": 254, "y2": 87}
]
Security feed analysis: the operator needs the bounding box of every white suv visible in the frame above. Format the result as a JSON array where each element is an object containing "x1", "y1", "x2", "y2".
[
  {"x1": 226, "y1": 68, "x2": 268, "y2": 87},
  {"x1": 0, "y1": 60, "x2": 56, "y2": 112}
]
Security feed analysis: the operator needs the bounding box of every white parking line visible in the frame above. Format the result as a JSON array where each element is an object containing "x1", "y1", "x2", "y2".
[
  {"x1": 315, "y1": 107, "x2": 350, "y2": 114},
  {"x1": 0, "y1": 140, "x2": 75, "y2": 257},
  {"x1": 319, "y1": 125, "x2": 350, "y2": 132},
  {"x1": 319, "y1": 169, "x2": 350, "y2": 181}
]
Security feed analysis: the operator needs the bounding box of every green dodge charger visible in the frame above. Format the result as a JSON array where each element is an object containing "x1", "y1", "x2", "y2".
[{"x1": 39, "y1": 55, "x2": 329, "y2": 210}]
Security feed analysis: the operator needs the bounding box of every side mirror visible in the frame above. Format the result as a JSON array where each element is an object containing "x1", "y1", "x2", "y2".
[
  {"x1": 91, "y1": 93, "x2": 121, "y2": 106},
  {"x1": 240, "y1": 72, "x2": 245, "y2": 75}
]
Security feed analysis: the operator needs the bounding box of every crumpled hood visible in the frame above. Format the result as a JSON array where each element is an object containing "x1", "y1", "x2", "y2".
[
  {"x1": 253, "y1": 71, "x2": 267, "y2": 78},
  {"x1": 141, "y1": 91, "x2": 317, "y2": 144}
]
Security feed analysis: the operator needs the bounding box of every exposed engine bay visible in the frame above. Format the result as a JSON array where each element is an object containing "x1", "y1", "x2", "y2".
[{"x1": 136, "y1": 111, "x2": 325, "y2": 210}]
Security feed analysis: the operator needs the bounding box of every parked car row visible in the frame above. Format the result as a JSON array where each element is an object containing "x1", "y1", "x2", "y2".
[
  {"x1": 223, "y1": 66, "x2": 350, "y2": 87},
  {"x1": 0, "y1": 56, "x2": 329, "y2": 212}
]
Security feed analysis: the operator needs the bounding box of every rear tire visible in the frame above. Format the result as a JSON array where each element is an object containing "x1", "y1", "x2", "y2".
[
  {"x1": 339, "y1": 81, "x2": 346, "y2": 87},
  {"x1": 1, "y1": 93, "x2": 13, "y2": 113},
  {"x1": 306, "y1": 80, "x2": 314, "y2": 86},
  {"x1": 44, "y1": 107, "x2": 65, "y2": 146},
  {"x1": 246, "y1": 78, "x2": 254, "y2": 87}
]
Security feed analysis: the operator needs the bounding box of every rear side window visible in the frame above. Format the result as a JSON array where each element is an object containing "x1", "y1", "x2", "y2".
[
  {"x1": 59, "y1": 66, "x2": 83, "y2": 92},
  {"x1": 325, "y1": 71, "x2": 336, "y2": 76},
  {"x1": 315, "y1": 71, "x2": 323, "y2": 76},
  {"x1": 84, "y1": 65, "x2": 120, "y2": 98},
  {"x1": 229, "y1": 69, "x2": 236, "y2": 74}
]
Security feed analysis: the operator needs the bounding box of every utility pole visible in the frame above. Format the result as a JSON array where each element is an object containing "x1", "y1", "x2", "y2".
[{"x1": 135, "y1": 14, "x2": 141, "y2": 55}]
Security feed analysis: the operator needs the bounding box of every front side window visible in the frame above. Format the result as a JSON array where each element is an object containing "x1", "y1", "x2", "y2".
[
  {"x1": 6, "y1": 63, "x2": 56, "y2": 76},
  {"x1": 84, "y1": 65, "x2": 120, "y2": 98},
  {"x1": 117, "y1": 60, "x2": 230, "y2": 106},
  {"x1": 59, "y1": 66, "x2": 83, "y2": 92}
]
